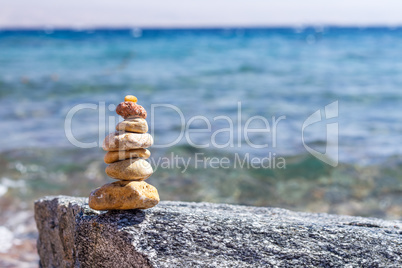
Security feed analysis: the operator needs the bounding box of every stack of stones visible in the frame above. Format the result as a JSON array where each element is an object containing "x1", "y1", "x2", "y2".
[{"x1": 89, "y1": 95, "x2": 159, "y2": 210}]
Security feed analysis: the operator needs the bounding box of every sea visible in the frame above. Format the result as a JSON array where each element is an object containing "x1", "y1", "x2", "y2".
[{"x1": 0, "y1": 27, "x2": 401, "y2": 264}]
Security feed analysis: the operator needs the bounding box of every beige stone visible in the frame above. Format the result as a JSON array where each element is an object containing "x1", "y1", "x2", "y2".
[
  {"x1": 104, "y1": 149, "x2": 150, "y2": 164},
  {"x1": 102, "y1": 132, "x2": 153, "y2": 151},
  {"x1": 89, "y1": 180, "x2": 159, "y2": 210},
  {"x1": 105, "y1": 158, "x2": 153, "y2": 180},
  {"x1": 116, "y1": 118, "x2": 148, "y2": 133}
]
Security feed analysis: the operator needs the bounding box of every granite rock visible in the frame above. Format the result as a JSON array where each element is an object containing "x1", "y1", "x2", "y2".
[{"x1": 35, "y1": 196, "x2": 402, "y2": 268}]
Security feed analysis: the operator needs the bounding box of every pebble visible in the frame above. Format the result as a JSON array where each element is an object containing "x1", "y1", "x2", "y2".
[
  {"x1": 104, "y1": 149, "x2": 150, "y2": 164},
  {"x1": 124, "y1": 95, "x2": 137, "y2": 102},
  {"x1": 88, "y1": 180, "x2": 159, "y2": 210},
  {"x1": 116, "y1": 102, "x2": 147, "y2": 119},
  {"x1": 116, "y1": 118, "x2": 148, "y2": 133},
  {"x1": 105, "y1": 159, "x2": 153, "y2": 180},
  {"x1": 102, "y1": 132, "x2": 153, "y2": 151}
]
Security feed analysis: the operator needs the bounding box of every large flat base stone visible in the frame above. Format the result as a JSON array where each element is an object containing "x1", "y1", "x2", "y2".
[{"x1": 35, "y1": 196, "x2": 402, "y2": 267}]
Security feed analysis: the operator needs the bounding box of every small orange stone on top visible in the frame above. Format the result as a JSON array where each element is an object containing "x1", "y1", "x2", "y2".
[{"x1": 124, "y1": 95, "x2": 138, "y2": 102}]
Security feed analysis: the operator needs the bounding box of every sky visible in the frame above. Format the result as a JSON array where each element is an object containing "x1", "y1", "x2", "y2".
[{"x1": 0, "y1": 0, "x2": 401, "y2": 28}]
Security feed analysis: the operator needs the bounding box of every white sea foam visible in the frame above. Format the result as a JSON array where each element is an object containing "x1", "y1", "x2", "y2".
[
  {"x1": 0, "y1": 184, "x2": 7, "y2": 197},
  {"x1": 1, "y1": 177, "x2": 26, "y2": 189},
  {"x1": 0, "y1": 226, "x2": 13, "y2": 253}
]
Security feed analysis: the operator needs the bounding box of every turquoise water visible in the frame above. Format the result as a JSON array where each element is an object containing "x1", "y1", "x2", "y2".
[
  {"x1": 1, "y1": 28, "x2": 402, "y2": 163},
  {"x1": 0, "y1": 28, "x2": 401, "y2": 222}
]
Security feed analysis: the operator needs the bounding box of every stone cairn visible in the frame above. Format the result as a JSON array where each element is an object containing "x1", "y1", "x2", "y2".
[{"x1": 89, "y1": 95, "x2": 159, "y2": 210}]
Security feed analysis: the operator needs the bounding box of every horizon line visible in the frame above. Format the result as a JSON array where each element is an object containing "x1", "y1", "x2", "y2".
[{"x1": 1, "y1": 24, "x2": 402, "y2": 31}]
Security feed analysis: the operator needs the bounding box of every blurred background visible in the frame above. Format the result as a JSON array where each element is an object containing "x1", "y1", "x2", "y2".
[{"x1": 1, "y1": 0, "x2": 402, "y2": 266}]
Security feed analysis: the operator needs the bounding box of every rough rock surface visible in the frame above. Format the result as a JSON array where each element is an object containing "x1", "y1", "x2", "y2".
[{"x1": 35, "y1": 196, "x2": 402, "y2": 268}]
